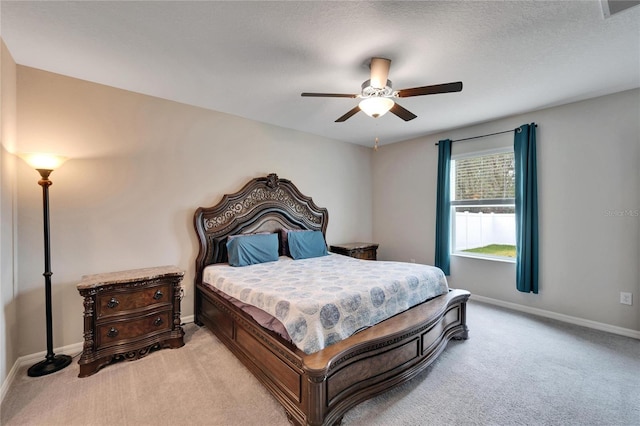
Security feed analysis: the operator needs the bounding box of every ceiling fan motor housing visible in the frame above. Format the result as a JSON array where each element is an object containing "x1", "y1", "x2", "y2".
[{"x1": 360, "y1": 79, "x2": 395, "y2": 99}]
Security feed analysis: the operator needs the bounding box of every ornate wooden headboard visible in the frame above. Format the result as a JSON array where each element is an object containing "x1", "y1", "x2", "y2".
[{"x1": 193, "y1": 173, "x2": 329, "y2": 284}]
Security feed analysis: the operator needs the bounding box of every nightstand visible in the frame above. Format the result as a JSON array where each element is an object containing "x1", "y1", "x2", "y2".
[
  {"x1": 76, "y1": 265, "x2": 185, "y2": 377},
  {"x1": 330, "y1": 242, "x2": 379, "y2": 261}
]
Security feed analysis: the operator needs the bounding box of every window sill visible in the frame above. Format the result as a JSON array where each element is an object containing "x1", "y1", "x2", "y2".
[{"x1": 452, "y1": 252, "x2": 516, "y2": 264}]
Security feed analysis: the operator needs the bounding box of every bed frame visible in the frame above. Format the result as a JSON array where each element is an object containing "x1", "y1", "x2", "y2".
[{"x1": 194, "y1": 173, "x2": 470, "y2": 426}]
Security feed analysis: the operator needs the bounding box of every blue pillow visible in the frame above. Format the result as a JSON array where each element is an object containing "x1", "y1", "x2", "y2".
[
  {"x1": 226, "y1": 233, "x2": 279, "y2": 267},
  {"x1": 287, "y1": 230, "x2": 328, "y2": 260}
]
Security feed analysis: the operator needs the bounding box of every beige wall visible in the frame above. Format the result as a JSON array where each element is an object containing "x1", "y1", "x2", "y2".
[
  {"x1": 1, "y1": 39, "x2": 18, "y2": 391},
  {"x1": 7, "y1": 62, "x2": 639, "y2": 368},
  {"x1": 15, "y1": 66, "x2": 373, "y2": 356},
  {"x1": 373, "y1": 89, "x2": 640, "y2": 333}
]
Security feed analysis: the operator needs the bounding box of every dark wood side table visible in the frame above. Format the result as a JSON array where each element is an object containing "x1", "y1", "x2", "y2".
[
  {"x1": 77, "y1": 265, "x2": 185, "y2": 377},
  {"x1": 330, "y1": 242, "x2": 379, "y2": 261}
]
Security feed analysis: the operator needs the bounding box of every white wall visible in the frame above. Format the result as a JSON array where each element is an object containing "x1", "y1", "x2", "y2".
[
  {"x1": 373, "y1": 89, "x2": 640, "y2": 333},
  {"x1": 15, "y1": 66, "x2": 373, "y2": 356},
  {"x1": 1, "y1": 39, "x2": 18, "y2": 392}
]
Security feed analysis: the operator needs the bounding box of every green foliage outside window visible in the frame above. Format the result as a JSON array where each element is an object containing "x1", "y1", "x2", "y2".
[{"x1": 455, "y1": 153, "x2": 515, "y2": 214}]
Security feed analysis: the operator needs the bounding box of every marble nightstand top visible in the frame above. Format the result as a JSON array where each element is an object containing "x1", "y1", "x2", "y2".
[{"x1": 77, "y1": 265, "x2": 184, "y2": 290}]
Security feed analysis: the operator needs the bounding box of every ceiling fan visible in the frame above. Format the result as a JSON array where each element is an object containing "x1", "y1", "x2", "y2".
[{"x1": 301, "y1": 57, "x2": 463, "y2": 122}]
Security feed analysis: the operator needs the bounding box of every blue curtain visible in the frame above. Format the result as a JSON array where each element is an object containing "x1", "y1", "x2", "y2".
[
  {"x1": 514, "y1": 123, "x2": 539, "y2": 293},
  {"x1": 435, "y1": 139, "x2": 452, "y2": 275}
]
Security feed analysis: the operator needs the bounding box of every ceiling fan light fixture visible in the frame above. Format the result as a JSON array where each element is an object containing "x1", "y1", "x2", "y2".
[{"x1": 358, "y1": 97, "x2": 394, "y2": 118}]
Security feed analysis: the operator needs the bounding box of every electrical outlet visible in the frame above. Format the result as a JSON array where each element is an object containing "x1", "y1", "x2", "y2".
[
  {"x1": 620, "y1": 292, "x2": 633, "y2": 305},
  {"x1": 410, "y1": 258, "x2": 416, "y2": 263}
]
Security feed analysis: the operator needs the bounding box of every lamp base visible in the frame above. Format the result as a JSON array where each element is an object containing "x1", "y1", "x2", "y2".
[{"x1": 27, "y1": 354, "x2": 72, "y2": 377}]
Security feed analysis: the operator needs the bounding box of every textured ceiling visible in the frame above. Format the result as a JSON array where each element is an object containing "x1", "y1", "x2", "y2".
[{"x1": 1, "y1": 1, "x2": 639, "y2": 147}]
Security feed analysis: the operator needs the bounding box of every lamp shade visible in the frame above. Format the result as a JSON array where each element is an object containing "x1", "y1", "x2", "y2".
[
  {"x1": 19, "y1": 153, "x2": 68, "y2": 171},
  {"x1": 358, "y1": 97, "x2": 394, "y2": 118}
]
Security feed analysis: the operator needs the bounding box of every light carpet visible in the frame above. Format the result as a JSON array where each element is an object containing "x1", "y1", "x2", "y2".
[{"x1": 2, "y1": 300, "x2": 639, "y2": 425}]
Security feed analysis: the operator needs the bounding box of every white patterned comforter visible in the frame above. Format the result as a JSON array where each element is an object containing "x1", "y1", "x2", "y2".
[{"x1": 202, "y1": 254, "x2": 449, "y2": 354}]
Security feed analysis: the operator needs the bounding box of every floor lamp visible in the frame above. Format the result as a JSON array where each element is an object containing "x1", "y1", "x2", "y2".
[{"x1": 19, "y1": 153, "x2": 73, "y2": 377}]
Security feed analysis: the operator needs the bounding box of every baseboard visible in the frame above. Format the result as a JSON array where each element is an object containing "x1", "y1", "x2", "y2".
[
  {"x1": 1, "y1": 315, "x2": 195, "y2": 405},
  {"x1": 0, "y1": 340, "x2": 83, "y2": 404},
  {"x1": 1, "y1": 356, "x2": 20, "y2": 404},
  {"x1": 470, "y1": 295, "x2": 640, "y2": 340}
]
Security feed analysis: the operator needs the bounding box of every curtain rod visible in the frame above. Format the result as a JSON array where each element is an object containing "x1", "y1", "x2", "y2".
[{"x1": 434, "y1": 124, "x2": 537, "y2": 146}]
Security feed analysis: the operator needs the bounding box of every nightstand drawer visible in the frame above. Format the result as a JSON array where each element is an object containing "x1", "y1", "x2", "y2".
[
  {"x1": 97, "y1": 283, "x2": 171, "y2": 318},
  {"x1": 97, "y1": 310, "x2": 172, "y2": 349},
  {"x1": 330, "y1": 242, "x2": 378, "y2": 261},
  {"x1": 351, "y1": 249, "x2": 376, "y2": 260}
]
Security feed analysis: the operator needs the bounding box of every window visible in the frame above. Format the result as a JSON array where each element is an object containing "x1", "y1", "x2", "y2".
[{"x1": 451, "y1": 149, "x2": 516, "y2": 260}]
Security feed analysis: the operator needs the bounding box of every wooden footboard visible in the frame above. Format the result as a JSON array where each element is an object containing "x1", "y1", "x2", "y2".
[{"x1": 196, "y1": 283, "x2": 470, "y2": 426}]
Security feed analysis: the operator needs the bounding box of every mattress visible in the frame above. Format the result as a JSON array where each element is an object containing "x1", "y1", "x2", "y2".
[{"x1": 202, "y1": 253, "x2": 449, "y2": 354}]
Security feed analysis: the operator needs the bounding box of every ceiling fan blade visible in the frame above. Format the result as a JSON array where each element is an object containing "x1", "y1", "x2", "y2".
[
  {"x1": 370, "y1": 57, "x2": 391, "y2": 89},
  {"x1": 335, "y1": 105, "x2": 361, "y2": 122},
  {"x1": 396, "y1": 81, "x2": 463, "y2": 98},
  {"x1": 301, "y1": 92, "x2": 358, "y2": 98},
  {"x1": 389, "y1": 103, "x2": 417, "y2": 121}
]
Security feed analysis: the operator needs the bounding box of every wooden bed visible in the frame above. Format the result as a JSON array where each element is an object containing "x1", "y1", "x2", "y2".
[{"x1": 193, "y1": 173, "x2": 470, "y2": 426}]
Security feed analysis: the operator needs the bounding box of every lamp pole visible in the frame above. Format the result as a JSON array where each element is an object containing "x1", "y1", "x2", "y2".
[{"x1": 26, "y1": 167, "x2": 72, "y2": 377}]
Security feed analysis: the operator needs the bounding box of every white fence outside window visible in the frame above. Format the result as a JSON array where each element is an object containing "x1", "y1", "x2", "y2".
[{"x1": 454, "y1": 212, "x2": 515, "y2": 250}]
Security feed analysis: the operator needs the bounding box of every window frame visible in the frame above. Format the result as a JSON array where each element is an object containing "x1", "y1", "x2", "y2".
[{"x1": 450, "y1": 147, "x2": 516, "y2": 263}]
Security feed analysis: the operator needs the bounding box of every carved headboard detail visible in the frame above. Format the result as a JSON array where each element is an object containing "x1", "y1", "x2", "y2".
[{"x1": 193, "y1": 173, "x2": 329, "y2": 284}]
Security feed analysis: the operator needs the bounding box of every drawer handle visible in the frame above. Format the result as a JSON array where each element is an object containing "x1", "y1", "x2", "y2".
[
  {"x1": 153, "y1": 317, "x2": 163, "y2": 326},
  {"x1": 107, "y1": 297, "x2": 119, "y2": 309},
  {"x1": 153, "y1": 290, "x2": 164, "y2": 300},
  {"x1": 107, "y1": 327, "x2": 119, "y2": 338}
]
